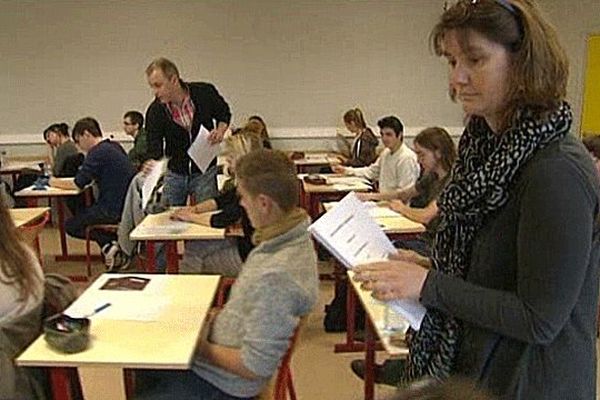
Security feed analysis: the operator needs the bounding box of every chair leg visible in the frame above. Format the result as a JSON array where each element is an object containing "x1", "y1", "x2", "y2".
[
  {"x1": 287, "y1": 369, "x2": 297, "y2": 400},
  {"x1": 85, "y1": 229, "x2": 92, "y2": 277}
]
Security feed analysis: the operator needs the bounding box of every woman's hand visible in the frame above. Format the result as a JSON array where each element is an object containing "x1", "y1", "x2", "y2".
[
  {"x1": 389, "y1": 249, "x2": 432, "y2": 269},
  {"x1": 353, "y1": 260, "x2": 429, "y2": 301},
  {"x1": 389, "y1": 199, "x2": 408, "y2": 214}
]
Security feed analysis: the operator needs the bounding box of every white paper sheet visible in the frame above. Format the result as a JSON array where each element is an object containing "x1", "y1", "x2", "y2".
[
  {"x1": 141, "y1": 158, "x2": 167, "y2": 210},
  {"x1": 309, "y1": 192, "x2": 426, "y2": 330},
  {"x1": 187, "y1": 125, "x2": 221, "y2": 173},
  {"x1": 134, "y1": 220, "x2": 189, "y2": 236}
]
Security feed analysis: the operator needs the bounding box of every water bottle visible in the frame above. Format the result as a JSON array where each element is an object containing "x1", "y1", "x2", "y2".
[{"x1": 0, "y1": 150, "x2": 6, "y2": 167}]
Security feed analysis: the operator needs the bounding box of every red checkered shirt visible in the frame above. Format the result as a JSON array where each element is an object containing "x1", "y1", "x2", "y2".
[{"x1": 166, "y1": 94, "x2": 195, "y2": 132}]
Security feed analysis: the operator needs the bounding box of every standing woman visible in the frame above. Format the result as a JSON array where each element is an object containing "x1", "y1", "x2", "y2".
[
  {"x1": 340, "y1": 108, "x2": 379, "y2": 167},
  {"x1": 354, "y1": 1, "x2": 600, "y2": 399},
  {"x1": 0, "y1": 197, "x2": 45, "y2": 398}
]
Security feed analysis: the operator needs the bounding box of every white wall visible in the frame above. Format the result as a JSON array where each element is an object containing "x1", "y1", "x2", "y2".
[{"x1": 1, "y1": 0, "x2": 599, "y2": 151}]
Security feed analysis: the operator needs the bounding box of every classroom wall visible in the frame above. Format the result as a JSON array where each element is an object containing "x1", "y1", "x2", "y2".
[{"x1": 1, "y1": 0, "x2": 599, "y2": 153}]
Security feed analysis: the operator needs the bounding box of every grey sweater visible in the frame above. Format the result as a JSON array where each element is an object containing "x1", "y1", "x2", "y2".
[
  {"x1": 192, "y1": 219, "x2": 318, "y2": 398},
  {"x1": 421, "y1": 134, "x2": 600, "y2": 400}
]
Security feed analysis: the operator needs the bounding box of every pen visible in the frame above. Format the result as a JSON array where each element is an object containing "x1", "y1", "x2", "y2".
[{"x1": 86, "y1": 302, "x2": 111, "y2": 318}]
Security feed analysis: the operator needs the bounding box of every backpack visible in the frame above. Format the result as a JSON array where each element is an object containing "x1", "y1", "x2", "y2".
[{"x1": 323, "y1": 280, "x2": 365, "y2": 333}]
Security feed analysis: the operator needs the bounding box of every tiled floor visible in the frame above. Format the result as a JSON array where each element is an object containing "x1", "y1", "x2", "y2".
[{"x1": 38, "y1": 226, "x2": 599, "y2": 399}]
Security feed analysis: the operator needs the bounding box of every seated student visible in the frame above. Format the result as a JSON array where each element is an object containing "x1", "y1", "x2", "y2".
[
  {"x1": 0, "y1": 197, "x2": 45, "y2": 399},
  {"x1": 123, "y1": 110, "x2": 149, "y2": 169},
  {"x1": 44, "y1": 123, "x2": 81, "y2": 177},
  {"x1": 245, "y1": 115, "x2": 272, "y2": 149},
  {"x1": 135, "y1": 149, "x2": 319, "y2": 400},
  {"x1": 171, "y1": 130, "x2": 265, "y2": 277},
  {"x1": 350, "y1": 127, "x2": 457, "y2": 385},
  {"x1": 332, "y1": 116, "x2": 420, "y2": 197},
  {"x1": 50, "y1": 117, "x2": 136, "y2": 259},
  {"x1": 338, "y1": 108, "x2": 379, "y2": 167},
  {"x1": 583, "y1": 136, "x2": 600, "y2": 176}
]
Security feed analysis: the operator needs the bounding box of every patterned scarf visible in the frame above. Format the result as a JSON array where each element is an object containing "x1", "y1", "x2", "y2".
[{"x1": 401, "y1": 102, "x2": 573, "y2": 384}]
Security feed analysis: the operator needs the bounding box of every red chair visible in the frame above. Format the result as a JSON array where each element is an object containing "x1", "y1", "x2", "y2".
[
  {"x1": 19, "y1": 210, "x2": 50, "y2": 267},
  {"x1": 215, "y1": 277, "x2": 303, "y2": 400},
  {"x1": 85, "y1": 224, "x2": 119, "y2": 278}
]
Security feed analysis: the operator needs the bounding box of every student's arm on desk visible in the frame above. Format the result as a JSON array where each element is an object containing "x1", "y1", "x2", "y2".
[
  {"x1": 390, "y1": 200, "x2": 438, "y2": 224},
  {"x1": 49, "y1": 177, "x2": 77, "y2": 190}
]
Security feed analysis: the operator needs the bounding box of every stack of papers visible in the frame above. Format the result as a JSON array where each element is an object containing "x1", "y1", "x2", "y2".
[{"x1": 308, "y1": 192, "x2": 426, "y2": 330}]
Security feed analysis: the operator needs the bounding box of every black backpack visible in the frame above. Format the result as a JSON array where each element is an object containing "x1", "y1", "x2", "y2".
[{"x1": 323, "y1": 280, "x2": 365, "y2": 333}]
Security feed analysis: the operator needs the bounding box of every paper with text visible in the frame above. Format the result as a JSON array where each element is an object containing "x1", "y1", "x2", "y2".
[
  {"x1": 141, "y1": 158, "x2": 167, "y2": 210},
  {"x1": 309, "y1": 192, "x2": 426, "y2": 329},
  {"x1": 187, "y1": 125, "x2": 220, "y2": 173}
]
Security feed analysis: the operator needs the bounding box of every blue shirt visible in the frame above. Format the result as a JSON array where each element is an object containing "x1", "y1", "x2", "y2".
[{"x1": 74, "y1": 140, "x2": 136, "y2": 217}]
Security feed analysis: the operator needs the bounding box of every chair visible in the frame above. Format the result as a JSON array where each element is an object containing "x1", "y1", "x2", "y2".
[
  {"x1": 19, "y1": 210, "x2": 50, "y2": 267},
  {"x1": 215, "y1": 277, "x2": 304, "y2": 400},
  {"x1": 258, "y1": 318, "x2": 305, "y2": 400},
  {"x1": 85, "y1": 224, "x2": 119, "y2": 277}
]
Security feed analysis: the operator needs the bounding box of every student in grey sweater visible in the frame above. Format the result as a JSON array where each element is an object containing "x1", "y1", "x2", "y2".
[
  {"x1": 135, "y1": 150, "x2": 318, "y2": 400},
  {"x1": 354, "y1": 1, "x2": 600, "y2": 399}
]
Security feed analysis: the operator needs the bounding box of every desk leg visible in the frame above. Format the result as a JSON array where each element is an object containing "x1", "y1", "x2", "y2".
[
  {"x1": 334, "y1": 279, "x2": 365, "y2": 353},
  {"x1": 146, "y1": 241, "x2": 156, "y2": 273},
  {"x1": 55, "y1": 197, "x2": 69, "y2": 260},
  {"x1": 78, "y1": 366, "x2": 126, "y2": 400},
  {"x1": 364, "y1": 318, "x2": 376, "y2": 400},
  {"x1": 49, "y1": 368, "x2": 75, "y2": 400},
  {"x1": 166, "y1": 241, "x2": 179, "y2": 274}
]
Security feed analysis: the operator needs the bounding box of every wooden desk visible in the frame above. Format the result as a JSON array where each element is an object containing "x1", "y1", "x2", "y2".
[
  {"x1": 322, "y1": 202, "x2": 424, "y2": 354},
  {"x1": 17, "y1": 273, "x2": 221, "y2": 400},
  {"x1": 0, "y1": 159, "x2": 43, "y2": 186},
  {"x1": 299, "y1": 174, "x2": 372, "y2": 219},
  {"x1": 293, "y1": 153, "x2": 340, "y2": 173},
  {"x1": 130, "y1": 208, "x2": 226, "y2": 273},
  {"x1": 15, "y1": 179, "x2": 92, "y2": 265},
  {"x1": 348, "y1": 271, "x2": 409, "y2": 400},
  {"x1": 10, "y1": 207, "x2": 50, "y2": 228}
]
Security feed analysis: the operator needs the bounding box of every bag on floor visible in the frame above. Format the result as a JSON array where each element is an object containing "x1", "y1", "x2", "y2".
[{"x1": 323, "y1": 280, "x2": 365, "y2": 333}]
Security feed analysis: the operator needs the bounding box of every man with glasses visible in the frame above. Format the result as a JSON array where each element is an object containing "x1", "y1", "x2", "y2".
[{"x1": 122, "y1": 110, "x2": 149, "y2": 169}]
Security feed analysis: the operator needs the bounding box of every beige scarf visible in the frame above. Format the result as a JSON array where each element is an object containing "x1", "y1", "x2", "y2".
[{"x1": 252, "y1": 207, "x2": 308, "y2": 245}]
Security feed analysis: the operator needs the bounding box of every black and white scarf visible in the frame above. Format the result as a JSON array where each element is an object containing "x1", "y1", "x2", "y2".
[{"x1": 402, "y1": 102, "x2": 573, "y2": 383}]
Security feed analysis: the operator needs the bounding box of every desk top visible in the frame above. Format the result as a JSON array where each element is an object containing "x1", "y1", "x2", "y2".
[
  {"x1": 130, "y1": 208, "x2": 226, "y2": 241},
  {"x1": 348, "y1": 271, "x2": 409, "y2": 357},
  {"x1": 293, "y1": 153, "x2": 340, "y2": 166},
  {"x1": 10, "y1": 207, "x2": 50, "y2": 228},
  {"x1": 14, "y1": 178, "x2": 83, "y2": 197},
  {"x1": 17, "y1": 273, "x2": 220, "y2": 369},
  {"x1": 323, "y1": 201, "x2": 425, "y2": 235},
  {"x1": 300, "y1": 174, "x2": 372, "y2": 193},
  {"x1": 0, "y1": 159, "x2": 44, "y2": 173}
]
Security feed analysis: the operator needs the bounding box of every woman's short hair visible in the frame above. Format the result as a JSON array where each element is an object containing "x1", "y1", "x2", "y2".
[
  {"x1": 430, "y1": 0, "x2": 568, "y2": 128},
  {"x1": 235, "y1": 149, "x2": 298, "y2": 212},
  {"x1": 414, "y1": 127, "x2": 457, "y2": 173}
]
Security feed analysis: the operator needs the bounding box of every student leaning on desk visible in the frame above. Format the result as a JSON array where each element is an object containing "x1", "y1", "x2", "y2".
[
  {"x1": 134, "y1": 149, "x2": 319, "y2": 400},
  {"x1": 354, "y1": 1, "x2": 600, "y2": 399},
  {"x1": 171, "y1": 129, "x2": 266, "y2": 277}
]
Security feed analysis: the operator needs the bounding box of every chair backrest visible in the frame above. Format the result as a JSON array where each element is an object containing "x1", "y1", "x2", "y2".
[
  {"x1": 19, "y1": 211, "x2": 50, "y2": 264},
  {"x1": 258, "y1": 316, "x2": 306, "y2": 400}
]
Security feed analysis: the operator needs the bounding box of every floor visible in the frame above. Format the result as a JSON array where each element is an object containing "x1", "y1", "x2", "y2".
[{"x1": 37, "y1": 226, "x2": 599, "y2": 400}]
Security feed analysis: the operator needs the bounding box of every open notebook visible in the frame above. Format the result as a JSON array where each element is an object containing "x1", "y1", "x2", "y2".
[{"x1": 308, "y1": 192, "x2": 426, "y2": 330}]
